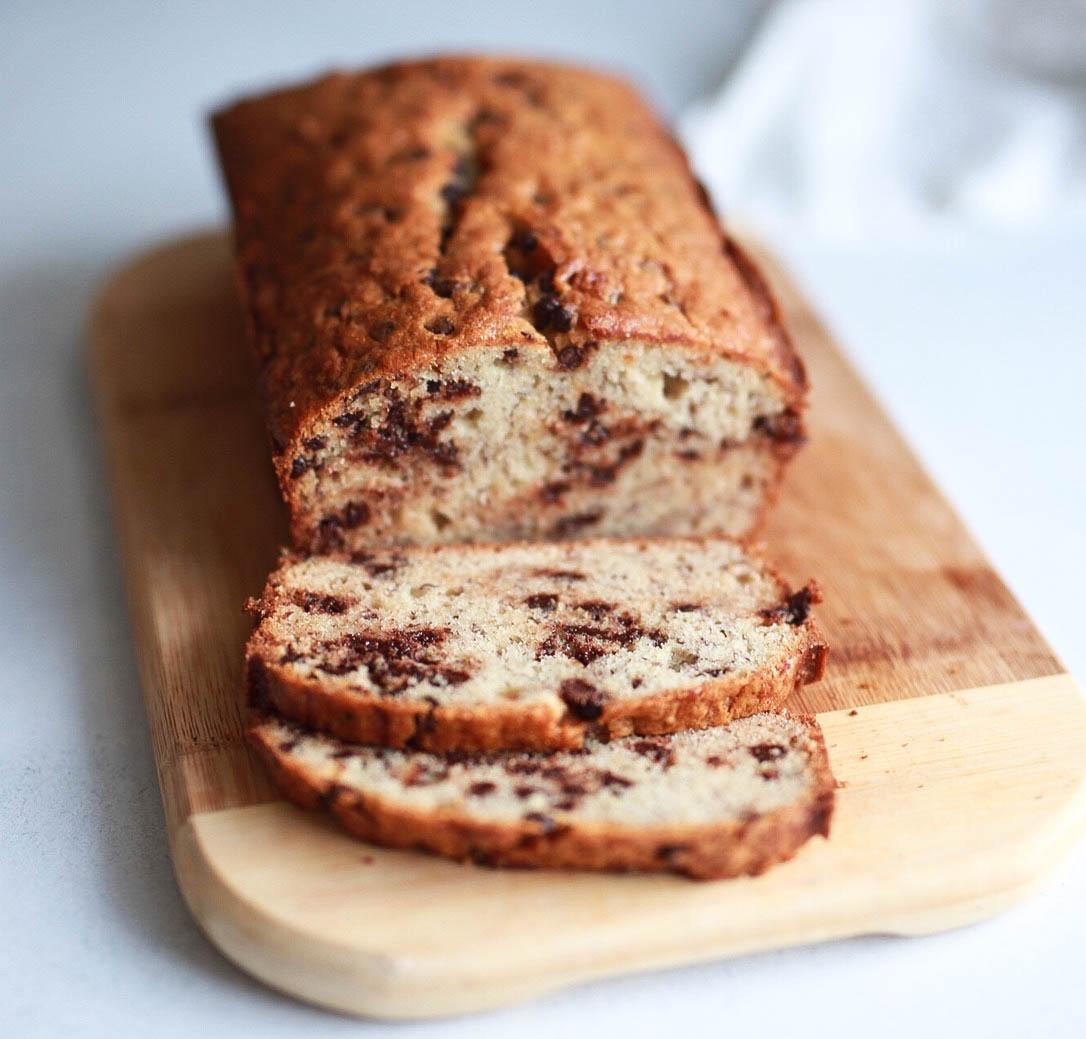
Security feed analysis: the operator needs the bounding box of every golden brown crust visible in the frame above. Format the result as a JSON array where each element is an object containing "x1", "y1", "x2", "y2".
[
  {"x1": 246, "y1": 615, "x2": 827, "y2": 753},
  {"x1": 247, "y1": 714, "x2": 835, "y2": 879},
  {"x1": 211, "y1": 57, "x2": 808, "y2": 488}
]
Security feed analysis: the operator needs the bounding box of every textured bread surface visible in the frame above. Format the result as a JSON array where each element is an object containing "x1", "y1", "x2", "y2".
[
  {"x1": 212, "y1": 57, "x2": 807, "y2": 549},
  {"x1": 246, "y1": 537, "x2": 826, "y2": 752},
  {"x1": 249, "y1": 711, "x2": 834, "y2": 879}
]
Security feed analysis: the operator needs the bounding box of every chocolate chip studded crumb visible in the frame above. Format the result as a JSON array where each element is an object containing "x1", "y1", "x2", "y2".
[{"x1": 559, "y1": 678, "x2": 608, "y2": 721}]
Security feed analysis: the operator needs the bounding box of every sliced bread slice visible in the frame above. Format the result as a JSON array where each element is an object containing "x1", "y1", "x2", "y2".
[
  {"x1": 249, "y1": 711, "x2": 834, "y2": 879},
  {"x1": 246, "y1": 537, "x2": 826, "y2": 753}
]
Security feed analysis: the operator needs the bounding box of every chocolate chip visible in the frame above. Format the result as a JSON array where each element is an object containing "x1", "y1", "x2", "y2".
[
  {"x1": 655, "y1": 844, "x2": 690, "y2": 863},
  {"x1": 295, "y1": 591, "x2": 349, "y2": 614},
  {"x1": 761, "y1": 586, "x2": 817, "y2": 626},
  {"x1": 559, "y1": 678, "x2": 608, "y2": 721},
  {"x1": 315, "y1": 515, "x2": 345, "y2": 551},
  {"x1": 556, "y1": 345, "x2": 584, "y2": 370},
  {"x1": 754, "y1": 408, "x2": 806, "y2": 446},
  {"x1": 575, "y1": 600, "x2": 612, "y2": 620},
  {"x1": 540, "y1": 481, "x2": 570, "y2": 504},
  {"x1": 562, "y1": 393, "x2": 604, "y2": 424},
  {"x1": 533, "y1": 296, "x2": 574, "y2": 332},
  {"x1": 302, "y1": 436, "x2": 326, "y2": 452},
  {"x1": 425, "y1": 315, "x2": 456, "y2": 336},
  {"x1": 290, "y1": 456, "x2": 312, "y2": 479},
  {"x1": 343, "y1": 501, "x2": 370, "y2": 528},
  {"x1": 749, "y1": 743, "x2": 787, "y2": 763},
  {"x1": 468, "y1": 781, "x2": 497, "y2": 797},
  {"x1": 598, "y1": 770, "x2": 634, "y2": 788},
  {"x1": 525, "y1": 593, "x2": 559, "y2": 611},
  {"x1": 552, "y1": 510, "x2": 603, "y2": 538},
  {"x1": 580, "y1": 420, "x2": 610, "y2": 446},
  {"x1": 632, "y1": 739, "x2": 676, "y2": 768}
]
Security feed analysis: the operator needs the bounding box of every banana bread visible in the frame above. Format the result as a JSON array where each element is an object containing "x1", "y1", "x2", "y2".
[
  {"x1": 212, "y1": 57, "x2": 807, "y2": 551},
  {"x1": 250, "y1": 710, "x2": 833, "y2": 879},
  {"x1": 245, "y1": 537, "x2": 826, "y2": 753}
]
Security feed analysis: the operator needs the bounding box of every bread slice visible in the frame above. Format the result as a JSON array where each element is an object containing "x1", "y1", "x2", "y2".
[
  {"x1": 212, "y1": 58, "x2": 807, "y2": 551},
  {"x1": 249, "y1": 711, "x2": 834, "y2": 879},
  {"x1": 246, "y1": 537, "x2": 826, "y2": 753}
]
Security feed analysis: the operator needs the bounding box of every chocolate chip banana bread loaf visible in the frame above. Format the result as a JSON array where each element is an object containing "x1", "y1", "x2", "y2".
[
  {"x1": 213, "y1": 57, "x2": 808, "y2": 552},
  {"x1": 246, "y1": 537, "x2": 826, "y2": 753},
  {"x1": 249, "y1": 710, "x2": 834, "y2": 878}
]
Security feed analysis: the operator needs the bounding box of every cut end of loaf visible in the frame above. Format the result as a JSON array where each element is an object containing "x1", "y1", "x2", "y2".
[
  {"x1": 245, "y1": 538, "x2": 826, "y2": 753},
  {"x1": 249, "y1": 711, "x2": 835, "y2": 879},
  {"x1": 282, "y1": 343, "x2": 803, "y2": 551}
]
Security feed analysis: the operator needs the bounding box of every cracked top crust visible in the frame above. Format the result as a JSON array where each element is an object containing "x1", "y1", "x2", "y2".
[{"x1": 211, "y1": 56, "x2": 806, "y2": 456}]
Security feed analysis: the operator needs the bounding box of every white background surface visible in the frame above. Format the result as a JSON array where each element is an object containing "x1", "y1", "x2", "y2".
[{"x1": 1, "y1": 2, "x2": 1083, "y2": 1036}]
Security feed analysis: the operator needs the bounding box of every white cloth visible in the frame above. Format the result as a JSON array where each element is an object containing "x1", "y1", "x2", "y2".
[{"x1": 680, "y1": 0, "x2": 1086, "y2": 243}]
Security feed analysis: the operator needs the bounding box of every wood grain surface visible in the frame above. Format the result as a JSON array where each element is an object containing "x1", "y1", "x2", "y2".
[{"x1": 89, "y1": 231, "x2": 1085, "y2": 1019}]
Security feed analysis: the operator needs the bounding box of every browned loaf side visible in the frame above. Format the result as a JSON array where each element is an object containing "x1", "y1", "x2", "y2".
[
  {"x1": 245, "y1": 538, "x2": 827, "y2": 753},
  {"x1": 212, "y1": 57, "x2": 808, "y2": 551},
  {"x1": 249, "y1": 710, "x2": 835, "y2": 879}
]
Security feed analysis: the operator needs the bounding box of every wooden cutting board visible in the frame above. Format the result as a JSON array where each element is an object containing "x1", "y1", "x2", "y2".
[{"x1": 89, "y1": 231, "x2": 1086, "y2": 1020}]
